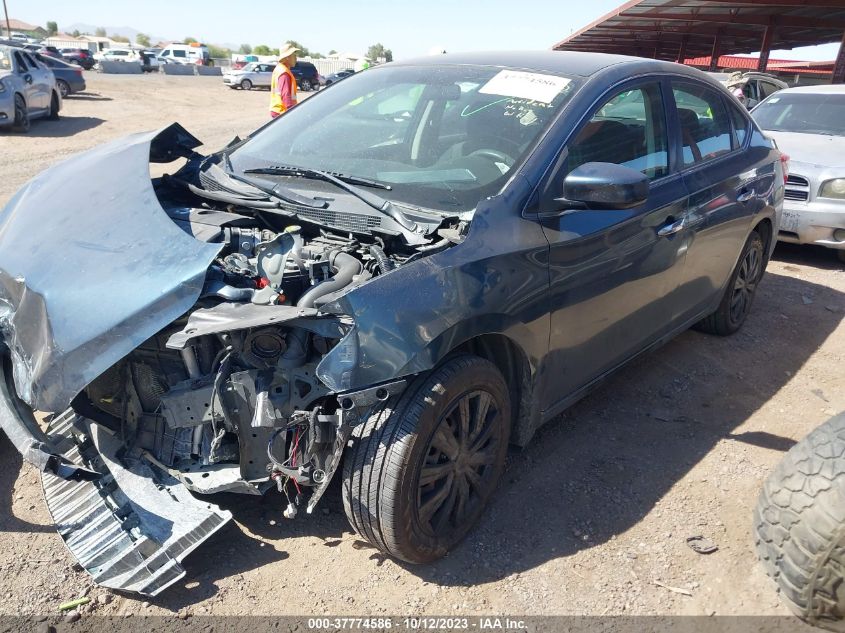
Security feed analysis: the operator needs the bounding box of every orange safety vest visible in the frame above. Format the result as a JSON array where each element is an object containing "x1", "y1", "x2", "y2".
[{"x1": 270, "y1": 63, "x2": 298, "y2": 115}]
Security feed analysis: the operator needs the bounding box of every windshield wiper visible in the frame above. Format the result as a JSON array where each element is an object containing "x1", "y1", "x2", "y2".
[
  {"x1": 244, "y1": 165, "x2": 392, "y2": 190},
  {"x1": 243, "y1": 165, "x2": 428, "y2": 242},
  {"x1": 215, "y1": 154, "x2": 327, "y2": 209}
]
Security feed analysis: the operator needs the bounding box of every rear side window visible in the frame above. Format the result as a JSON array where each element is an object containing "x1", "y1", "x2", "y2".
[
  {"x1": 567, "y1": 83, "x2": 669, "y2": 180},
  {"x1": 13, "y1": 51, "x2": 28, "y2": 71},
  {"x1": 672, "y1": 83, "x2": 733, "y2": 166},
  {"x1": 173, "y1": 50, "x2": 186, "y2": 58},
  {"x1": 759, "y1": 82, "x2": 780, "y2": 99}
]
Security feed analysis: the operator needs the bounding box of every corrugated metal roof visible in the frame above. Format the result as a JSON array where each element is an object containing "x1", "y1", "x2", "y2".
[
  {"x1": 553, "y1": 0, "x2": 845, "y2": 61},
  {"x1": 685, "y1": 55, "x2": 834, "y2": 74}
]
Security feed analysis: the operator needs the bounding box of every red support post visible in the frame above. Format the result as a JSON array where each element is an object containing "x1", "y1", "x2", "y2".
[
  {"x1": 708, "y1": 31, "x2": 722, "y2": 71},
  {"x1": 758, "y1": 24, "x2": 775, "y2": 72},
  {"x1": 834, "y1": 29, "x2": 845, "y2": 84},
  {"x1": 676, "y1": 35, "x2": 689, "y2": 64}
]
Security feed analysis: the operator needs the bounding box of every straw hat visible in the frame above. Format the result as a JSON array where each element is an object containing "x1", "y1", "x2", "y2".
[{"x1": 278, "y1": 43, "x2": 300, "y2": 60}]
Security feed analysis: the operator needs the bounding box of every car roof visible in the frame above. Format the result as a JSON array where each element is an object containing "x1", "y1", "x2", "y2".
[
  {"x1": 770, "y1": 84, "x2": 845, "y2": 95},
  {"x1": 389, "y1": 50, "x2": 686, "y2": 78}
]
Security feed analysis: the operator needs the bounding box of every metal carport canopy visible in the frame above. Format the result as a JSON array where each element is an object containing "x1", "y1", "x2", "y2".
[{"x1": 551, "y1": 0, "x2": 845, "y2": 82}]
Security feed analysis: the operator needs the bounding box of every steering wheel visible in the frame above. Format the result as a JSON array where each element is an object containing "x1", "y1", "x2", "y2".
[{"x1": 468, "y1": 148, "x2": 515, "y2": 166}]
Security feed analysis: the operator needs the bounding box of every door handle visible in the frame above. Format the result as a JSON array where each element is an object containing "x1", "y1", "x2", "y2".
[
  {"x1": 657, "y1": 216, "x2": 686, "y2": 237},
  {"x1": 737, "y1": 189, "x2": 755, "y2": 203}
]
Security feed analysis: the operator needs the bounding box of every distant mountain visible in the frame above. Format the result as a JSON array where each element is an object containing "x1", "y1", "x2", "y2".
[{"x1": 62, "y1": 23, "x2": 168, "y2": 43}]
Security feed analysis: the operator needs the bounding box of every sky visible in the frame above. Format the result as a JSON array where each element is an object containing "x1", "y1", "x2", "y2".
[{"x1": 12, "y1": 0, "x2": 842, "y2": 61}]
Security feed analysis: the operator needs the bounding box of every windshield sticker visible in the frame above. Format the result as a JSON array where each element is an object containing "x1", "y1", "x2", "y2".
[{"x1": 479, "y1": 70, "x2": 570, "y2": 104}]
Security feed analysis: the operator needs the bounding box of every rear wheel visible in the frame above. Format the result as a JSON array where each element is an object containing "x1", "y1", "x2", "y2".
[
  {"x1": 696, "y1": 230, "x2": 765, "y2": 336},
  {"x1": 57, "y1": 79, "x2": 70, "y2": 98},
  {"x1": 240, "y1": 78, "x2": 253, "y2": 90},
  {"x1": 12, "y1": 94, "x2": 29, "y2": 133},
  {"x1": 48, "y1": 92, "x2": 60, "y2": 120},
  {"x1": 342, "y1": 355, "x2": 511, "y2": 563}
]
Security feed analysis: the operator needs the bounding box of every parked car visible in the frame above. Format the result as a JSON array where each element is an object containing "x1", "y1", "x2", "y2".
[
  {"x1": 60, "y1": 48, "x2": 95, "y2": 70},
  {"x1": 0, "y1": 51, "x2": 782, "y2": 595},
  {"x1": 222, "y1": 62, "x2": 273, "y2": 89},
  {"x1": 324, "y1": 68, "x2": 354, "y2": 86},
  {"x1": 291, "y1": 60, "x2": 319, "y2": 91},
  {"x1": 94, "y1": 48, "x2": 138, "y2": 63},
  {"x1": 0, "y1": 44, "x2": 61, "y2": 132},
  {"x1": 722, "y1": 71, "x2": 788, "y2": 110},
  {"x1": 751, "y1": 85, "x2": 845, "y2": 262},
  {"x1": 35, "y1": 53, "x2": 86, "y2": 97},
  {"x1": 754, "y1": 411, "x2": 845, "y2": 630},
  {"x1": 9, "y1": 32, "x2": 37, "y2": 45}
]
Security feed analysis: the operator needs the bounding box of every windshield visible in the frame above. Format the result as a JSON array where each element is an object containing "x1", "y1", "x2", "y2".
[
  {"x1": 230, "y1": 64, "x2": 578, "y2": 211},
  {"x1": 753, "y1": 92, "x2": 845, "y2": 136}
]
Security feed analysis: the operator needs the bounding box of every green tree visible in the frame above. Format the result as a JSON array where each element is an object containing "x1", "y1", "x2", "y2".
[
  {"x1": 208, "y1": 44, "x2": 230, "y2": 59},
  {"x1": 253, "y1": 44, "x2": 272, "y2": 55},
  {"x1": 136, "y1": 32, "x2": 150, "y2": 47},
  {"x1": 111, "y1": 34, "x2": 130, "y2": 43},
  {"x1": 95, "y1": 27, "x2": 107, "y2": 37},
  {"x1": 286, "y1": 40, "x2": 311, "y2": 57},
  {"x1": 46, "y1": 21, "x2": 58, "y2": 36},
  {"x1": 238, "y1": 43, "x2": 252, "y2": 54},
  {"x1": 184, "y1": 36, "x2": 198, "y2": 44},
  {"x1": 367, "y1": 43, "x2": 392, "y2": 63},
  {"x1": 328, "y1": 49, "x2": 337, "y2": 56},
  {"x1": 72, "y1": 29, "x2": 80, "y2": 37}
]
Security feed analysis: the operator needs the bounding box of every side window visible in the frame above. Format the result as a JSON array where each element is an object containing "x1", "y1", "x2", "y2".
[
  {"x1": 22, "y1": 52, "x2": 40, "y2": 68},
  {"x1": 13, "y1": 51, "x2": 28, "y2": 72},
  {"x1": 672, "y1": 83, "x2": 734, "y2": 166},
  {"x1": 742, "y1": 82, "x2": 758, "y2": 102},
  {"x1": 174, "y1": 50, "x2": 187, "y2": 58},
  {"x1": 727, "y1": 100, "x2": 749, "y2": 147},
  {"x1": 160, "y1": 50, "x2": 170, "y2": 57},
  {"x1": 567, "y1": 83, "x2": 669, "y2": 180},
  {"x1": 760, "y1": 82, "x2": 780, "y2": 99}
]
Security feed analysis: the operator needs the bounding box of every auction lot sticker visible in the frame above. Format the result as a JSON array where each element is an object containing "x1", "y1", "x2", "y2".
[{"x1": 479, "y1": 70, "x2": 571, "y2": 104}]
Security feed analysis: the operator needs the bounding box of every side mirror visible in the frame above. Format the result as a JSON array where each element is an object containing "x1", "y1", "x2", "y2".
[{"x1": 560, "y1": 162, "x2": 649, "y2": 210}]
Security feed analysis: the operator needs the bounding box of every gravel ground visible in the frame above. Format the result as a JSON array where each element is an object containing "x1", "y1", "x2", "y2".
[{"x1": 0, "y1": 73, "x2": 843, "y2": 623}]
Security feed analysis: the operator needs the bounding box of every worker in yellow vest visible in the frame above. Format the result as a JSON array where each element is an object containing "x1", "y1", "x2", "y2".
[{"x1": 270, "y1": 43, "x2": 299, "y2": 118}]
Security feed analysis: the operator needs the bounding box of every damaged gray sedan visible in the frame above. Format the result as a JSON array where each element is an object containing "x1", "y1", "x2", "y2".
[{"x1": 1, "y1": 52, "x2": 782, "y2": 596}]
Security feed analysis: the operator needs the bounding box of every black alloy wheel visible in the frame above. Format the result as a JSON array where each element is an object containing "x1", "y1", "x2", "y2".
[
  {"x1": 416, "y1": 389, "x2": 504, "y2": 539},
  {"x1": 730, "y1": 236, "x2": 763, "y2": 325},
  {"x1": 12, "y1": 94, "x2": 29, "y2": 133}
]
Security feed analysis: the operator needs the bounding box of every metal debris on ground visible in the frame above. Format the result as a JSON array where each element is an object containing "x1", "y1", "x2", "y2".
[{"x1": 686, "y1": 535, "x2": 719, "y2": 554}]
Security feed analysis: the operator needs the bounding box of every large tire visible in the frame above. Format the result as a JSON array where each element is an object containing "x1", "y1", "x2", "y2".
[
  {"x1": 754, "y1": 413, "x2": 845, "y2": 630},
  {"x1": 300, "y1": 79, "x2": 312, "y2": 91},
  {"x1": 342, "y1": 355, "x2": 511, "y2": 563},
  {"x1": 11, "y1": 94, "x2": 29, "y2": 133},
  {"x1": 696, "y1": 229, "x2": 765, "y2": 336},
  {"x1": 240, "y1": 78, "x2": 253, "y2": 90}
]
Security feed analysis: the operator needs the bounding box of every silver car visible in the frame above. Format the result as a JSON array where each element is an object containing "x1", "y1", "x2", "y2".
[
  {"x1": 0, "y1": 45, "x2": 62, "y2": 132},
  {"x1": 223, "y1": 62, "x2": 273, "y2": 90},
  {"x1": 752, "y1": 85, "x2": 845, "y2": 262}
]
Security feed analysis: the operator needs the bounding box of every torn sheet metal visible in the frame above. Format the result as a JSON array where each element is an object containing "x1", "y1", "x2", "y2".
[
  {"x1": 0, "y1": 124, "x2": 223, "y2": 413},
  {"x1": 41, "y1": 410, "x2": 232, "y2": 596}
]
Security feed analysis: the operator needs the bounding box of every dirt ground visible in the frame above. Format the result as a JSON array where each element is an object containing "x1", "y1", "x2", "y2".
[{"x1": 1, "y1": 73, "x2": 844, "y2": 622}]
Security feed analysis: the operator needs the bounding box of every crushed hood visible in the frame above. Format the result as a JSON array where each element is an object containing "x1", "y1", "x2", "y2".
[{"x1": 0, "y1": 124, "x2": 222, "y2": 412}]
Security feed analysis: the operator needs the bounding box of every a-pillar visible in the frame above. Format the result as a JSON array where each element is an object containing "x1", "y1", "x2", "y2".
[
  {"x1": 833, "y1": 28, "x2": 845, "y2": 84},
  {"x1": 708, "y1": 31, "x2": 722, "y2": 71}
]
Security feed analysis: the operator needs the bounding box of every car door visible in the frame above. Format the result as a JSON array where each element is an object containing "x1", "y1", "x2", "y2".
[
  {"x1": 257, "y1": 64, "x2": 273, "y2": 87},
  {"x1": 670, "y1": 81, "x2": 768, "y2": 322},
  {"x1": 537, "y1": 79, "x2": 690, "y2": 407},
  {"x1": 12, "y1": 50, "x2": 44, "y2": 111},
  {"x1": 26, "y1": 52, "x2": 54, "y2": 105}
]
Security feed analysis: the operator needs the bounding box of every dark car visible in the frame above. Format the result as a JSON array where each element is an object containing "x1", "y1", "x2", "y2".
[
  {"x1": 324, "y1": 68, "x2": 354, "y2": 86},
  {"x1": 60, "y1": 47, "x2": 95, "y2": 70},
  {"x1": 35, "y1": 53, "x2": 86, "y2": 97},
  {"x1": 291, "y1": 60, "x2": 319, "y2": 90},
  {"x1": 0, "y1": 52, "x2": 783, "y2": 596}
]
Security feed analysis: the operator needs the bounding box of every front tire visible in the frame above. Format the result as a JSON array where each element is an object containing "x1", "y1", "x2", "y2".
[
  {"x1": 754, "y1": 413, "x2": 845, "y2": 630},
  {"x1": 12, "y1": 94, "x2": 29, "y2": 133},
  {"x1": 342, "y1": 355, "x2": 511, "y2": 563},
  {"x1": 240, "y1": 78, "x2": 253, "y2": 90},
  {"x1": 696, "y1": 229, "x2": 765, "y2": 336},
  {"x1": 300, "y1": 79, "x2": 312, "y2": 91},
  {"x1": 48, "y1": 92, "x2": 60, "y2": 120}
]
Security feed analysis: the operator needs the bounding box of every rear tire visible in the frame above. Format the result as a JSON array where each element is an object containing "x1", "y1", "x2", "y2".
[
  {"x1": 57, "y1": 79, "x2": 70, "y2": 98},
  {"x1": 342, "y1": 355, "x2": 511, "y2": 563},
  {"x1": 696, "y1": 230, "x2": 765, "y2": 336},
  {"x1": 754, "y1": 413, "x2": 845, "y2": 630},
  {"x1": 12, "y1": 94, "x2": 29, "y2": 133}
]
